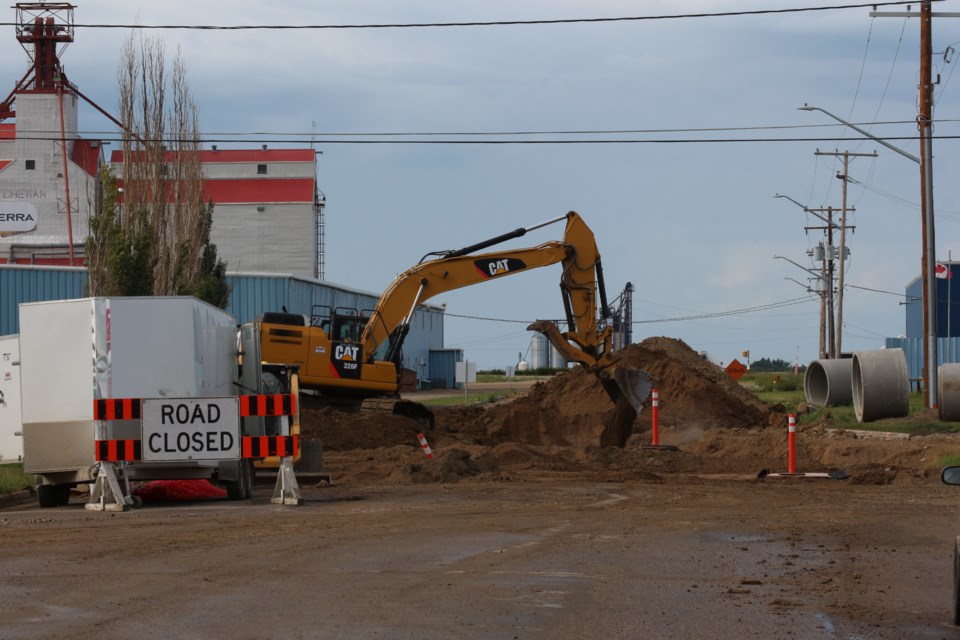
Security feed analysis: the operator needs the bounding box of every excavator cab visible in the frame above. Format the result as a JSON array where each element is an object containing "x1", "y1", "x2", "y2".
[{"x1": 310, "y1": 306, "x2": 371, "y2": 344}]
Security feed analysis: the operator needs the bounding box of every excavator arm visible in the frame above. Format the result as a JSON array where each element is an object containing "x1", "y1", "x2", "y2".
[{"x1": 359, "y1": 211, "x2": 651, "y2": 413}]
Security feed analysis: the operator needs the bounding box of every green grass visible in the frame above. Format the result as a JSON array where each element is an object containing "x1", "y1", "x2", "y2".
[
  {"x1": 0, "y1": 463, "x2": 33, "y2": 495},
  {"x1": 420, "y1": 390, "x2": 519, "y2": 407},
  {"x1": 742, "y1": 370, "x2": 960, "y2": 436},
  {"x1": 939, "y1": 454, "x2": 960, "y2": 468}
]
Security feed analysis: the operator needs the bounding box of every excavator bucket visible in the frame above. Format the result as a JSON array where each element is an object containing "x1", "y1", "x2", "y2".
[{"x1": 611, "y1": 366, "x2": 653, "y2": 414}]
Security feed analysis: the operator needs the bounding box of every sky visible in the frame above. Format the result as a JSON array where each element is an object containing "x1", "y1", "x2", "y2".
[{"x1": 2, "y1": 0, "x2": 959, "y2": 370}]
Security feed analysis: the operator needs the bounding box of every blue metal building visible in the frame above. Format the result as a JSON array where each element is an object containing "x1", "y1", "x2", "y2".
[
  {"x1": 0, "y1": 266, "x2": 460, "y2": 388},
  {"x1": 889, "y1": 262, "x2": 960, "y2": 389},
  {"x1": 904, "y1": 262, "x2": 960, "y2": 339}
]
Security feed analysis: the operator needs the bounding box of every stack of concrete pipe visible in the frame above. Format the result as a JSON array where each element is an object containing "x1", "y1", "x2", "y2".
[
  {"x1": 803, "y1": 358, "x2": 853, "y2": 407},
  {"x1": 803, "y1": 349, "x2": 908, "y2": 423}
]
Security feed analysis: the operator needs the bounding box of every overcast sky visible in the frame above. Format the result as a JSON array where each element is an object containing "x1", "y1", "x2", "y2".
[{"x1": 3, "y1": 0, "x2": 959, "y2": 369}]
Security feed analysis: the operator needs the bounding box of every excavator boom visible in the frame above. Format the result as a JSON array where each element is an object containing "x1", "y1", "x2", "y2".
[
  {"x1": 359, "y1": 211, "x2": 651, "y2": 414},
  {"x1": 254, "y1": 211, "x2": 650, "y2": 422}
]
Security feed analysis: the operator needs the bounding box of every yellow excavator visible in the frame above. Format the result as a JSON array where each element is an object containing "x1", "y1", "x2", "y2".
[{"x1": 250, "y1": 211, "x2": 651, "y2": 427}]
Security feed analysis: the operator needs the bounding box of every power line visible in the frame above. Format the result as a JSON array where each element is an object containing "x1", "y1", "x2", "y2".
[
  {"x1": 51, "y1": 119, "x2": 935, "y2": 138},
  {"x1": 0, "y1": 2, "x2": 928, "y2": 31},
  {"x1": 17, "y1": 134, "x2": 960, "y2": 145},
  {"x1": 444, "y1": 296, "x2": 814, "y2": 325},
  {"x1": 845, "y1": 283, "x2": 919, "y2": 300},
  {"x1": 18, "y1": 115, "x2": 960, "y2": 143}
]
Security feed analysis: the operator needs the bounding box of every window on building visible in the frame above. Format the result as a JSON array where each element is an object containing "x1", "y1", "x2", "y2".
[
  {"x1": 257, "y1": 164, "x2": 267, "y2": 175},
  {"x1": 25, "y1": 160, "x2": 35, "y2": 170}
]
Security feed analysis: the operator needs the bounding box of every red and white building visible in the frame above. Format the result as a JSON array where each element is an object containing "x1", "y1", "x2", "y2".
[
  {"x1": 0, "y1": 4, "x2": 325, "y2": 278},
  {"x1": 109, "y1": 147, "x2": 324, "y2": 280}
]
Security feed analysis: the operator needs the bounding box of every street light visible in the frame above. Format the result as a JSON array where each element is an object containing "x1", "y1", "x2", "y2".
[
  {"x1": 774, "y1": 197, "x2": 836, "y2": 359},
  {"x1": 797, "y1": 105, "x2": 920, "y2": 162},
  {"x1": 784, "y1": 276, "x2": 813, "y2": 291},
  {"x1": 798, "y1": 103, "x2": 938, "y2": 408},
  {"x1": 773, "y1": 255, "x2": 827, "y2": 284},
  {"x1": 773, "y1": 193, "x2": 838, "y2": 228}
]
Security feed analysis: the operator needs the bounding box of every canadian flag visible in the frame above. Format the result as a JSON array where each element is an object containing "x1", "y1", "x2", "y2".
[{"x1": 936, "y1": 262, "x2": 952, "y2": 279}]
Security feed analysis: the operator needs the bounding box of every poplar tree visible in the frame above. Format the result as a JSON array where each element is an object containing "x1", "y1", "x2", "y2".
[{"x1": 87, "y1": 33, "x2": 228, "y2": 308}]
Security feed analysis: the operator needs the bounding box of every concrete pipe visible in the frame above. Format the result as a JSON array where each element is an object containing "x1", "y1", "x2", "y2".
[
  {"x1": 803, "y1": 359, "x2": 853, "y2": 407},
  {"x1": 938, "y1": 363, "x2": 960, "y2": 421},
  {"x1": 851, "y1": 349, "x2": 909, "y2": 423}
]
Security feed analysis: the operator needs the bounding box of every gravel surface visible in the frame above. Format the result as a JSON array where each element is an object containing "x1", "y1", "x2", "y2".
[{"x1": 1, "y1": 477, "x2": 958, "y2": 639}]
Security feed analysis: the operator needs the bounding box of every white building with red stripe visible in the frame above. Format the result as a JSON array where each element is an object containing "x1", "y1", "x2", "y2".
[
  {"x1": 109, "y1": 147, "x2": 323, "y2": 279},
  {"x1": 0, "y1": 4, "x2": 324, "y2": 278},
  {"x1": 0, "y1": 99, "x2": 103, "y2": 265}
]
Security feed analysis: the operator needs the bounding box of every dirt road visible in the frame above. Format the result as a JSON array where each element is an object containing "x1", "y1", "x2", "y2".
[
  {"x1": 6, "y1": 339, "x2": 960, "y2": 638},
  {"x1": 2, "y1": 476, "x2": 959, "y2": 639}
]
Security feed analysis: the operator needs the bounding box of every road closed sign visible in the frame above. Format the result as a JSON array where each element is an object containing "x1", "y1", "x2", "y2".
[{"x1": 141, "y1": 397, "x2": 240, "y2": 461}]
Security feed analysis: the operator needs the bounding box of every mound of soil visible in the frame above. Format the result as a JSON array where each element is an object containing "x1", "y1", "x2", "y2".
[
  {"x1": 295, "y1": 336, "x2": 957, "y2": 487},
  {"x1": 297, "y1": 337, "x2": 830, "y2": 485},
  {"x1": 475, "y1": 337, "x2": 779, "y2": 449},
  {"x1": 298, "y1": 401, "x2": 425, "y2": 451}
]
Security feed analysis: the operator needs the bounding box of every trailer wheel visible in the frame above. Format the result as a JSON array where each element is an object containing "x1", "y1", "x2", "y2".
[
  {"x1": 226, "y1": 460, "x2": 252, "y2": 501},
  {"x1": 243, "y1": 459, "x2": 255, "y2": 499},
  {"x1": 56, "y1": 485, "x2": 71, "y2": 505},
  {"x1": 37, "y1": 484, "x2": 60, "y2": 508}
]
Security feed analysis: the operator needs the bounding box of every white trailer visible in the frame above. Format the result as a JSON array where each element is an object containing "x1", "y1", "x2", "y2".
[
  {"x1": 18, "y1": 297, "x2": 297, "y2": 508},
  {"x1": 0, "y1": 334, "x2": 23, "y2": 463}
]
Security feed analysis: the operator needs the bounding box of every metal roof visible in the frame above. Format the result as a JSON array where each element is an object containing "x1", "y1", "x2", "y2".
[{"x1": 71, "y1": 139, "x2": 101, "y2": 177}]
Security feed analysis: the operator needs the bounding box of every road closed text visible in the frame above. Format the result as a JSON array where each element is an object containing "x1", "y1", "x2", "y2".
[
  {"x1": 141, "y1": 397, "x2": 240, "y2": 461},
  {"x1": 147, "y1": 430, "x2": 235, "y2": 455}
]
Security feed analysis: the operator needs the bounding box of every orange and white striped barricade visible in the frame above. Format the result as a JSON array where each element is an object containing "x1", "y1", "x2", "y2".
[
  {"x1": 89, "y1": 393, "x2": 302, "y2": 510},
  {"x1": 239, "y1": 393, "x2": 304, "y2": 505},
  {"x1": 417, "y1": 433, "x2": 434, "y2": 459},
  {"x1": 87, "y1": 397, "x2": 142, "y2": 511}
]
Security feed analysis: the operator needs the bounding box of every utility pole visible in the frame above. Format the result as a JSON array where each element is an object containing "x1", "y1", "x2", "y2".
[
  {"x1": 870, "y1": 0, "x2": 945, "y2": 407},
  {"x1": 815, "y1": 149, "x2": 877, "y2": 358},
  {"x1": 804, "y1": 206, "x2": 847, "y2": 359},
  {"x1": 774, "y1": 194, "x2": 854, "y2": 360},
  {"x1": 819, "y1": 251, "x2": 827, "y2": 358},
  {"x1": 919, "y1": 2, "x2": 938, "y2": 406}
]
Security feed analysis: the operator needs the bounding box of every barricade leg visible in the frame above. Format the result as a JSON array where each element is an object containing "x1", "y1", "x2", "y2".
[
  {"x1": 85, "y1": 462, "x2": 130, "y2": 512},
  {"x1": 272, "y1": 456, "x2": 303, "y2": 506}
]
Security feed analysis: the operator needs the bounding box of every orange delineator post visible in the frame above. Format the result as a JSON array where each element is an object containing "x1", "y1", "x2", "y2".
[
  {"x1": 788, "y1": 414, "x2": 797, "y2": 474},
  {"x1": 651, "y1": 389, "x2": 660, "y2": 446},
  {"x1": 417, "y1": 433, "x2": 434, "y2": 459}
]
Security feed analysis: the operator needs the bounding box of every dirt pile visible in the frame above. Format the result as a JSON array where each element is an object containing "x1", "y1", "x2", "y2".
[
  {"x1": 299, "y1": 401, "x2": 425, "y2": 451},
  {"x1": 297, "y1": 337, "x2": 823, "y2": 485},
  {"x1": 296, "y1": 336, "x2": 958, "y2": 487},
  {"x1": 469, "y1": 337, "x2": 779, "y2": 449}
]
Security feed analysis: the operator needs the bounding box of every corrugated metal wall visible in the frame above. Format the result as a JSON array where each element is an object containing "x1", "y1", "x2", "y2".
[
  {"x1": 1, "y1": 267, "x2": 446, "y2": 383},
  {"x1": 429, "y1": 348, "x2": 464, "y2": 390},
  {"x1": 884, "y1": 336, "x2": 960, "y2": 391},
  {"x1": 227, "y1": 272, "x2": 446, "y2": 381},
  {"x1": 0, "y1": 266, "x2": 87, "y2": 334},
  {"x1": 904, "y1": 263, "x2": 960, "y2": 339}
]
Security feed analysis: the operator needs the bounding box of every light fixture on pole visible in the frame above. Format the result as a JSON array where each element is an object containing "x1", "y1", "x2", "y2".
[
  {"x1": 773, "y1": 251, "x2": 833, "y2": 359},
  {"x1": 798, "y1": 104, "x2": 938, "y2": 408},
  {"x1": 774, "y1": 195, "x2": 835, "y2": 359}
]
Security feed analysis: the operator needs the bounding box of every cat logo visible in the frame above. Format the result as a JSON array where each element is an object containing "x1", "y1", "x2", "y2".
[
  {"x1": 334, "y1": 344, "x2": 359, "y2": 362},
  {"x1": 331, "y1": 341, "x2": 363, "y2": 379},
  {"x1": 474, "y1": 257, "x2": 528, "y2": 279}
]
